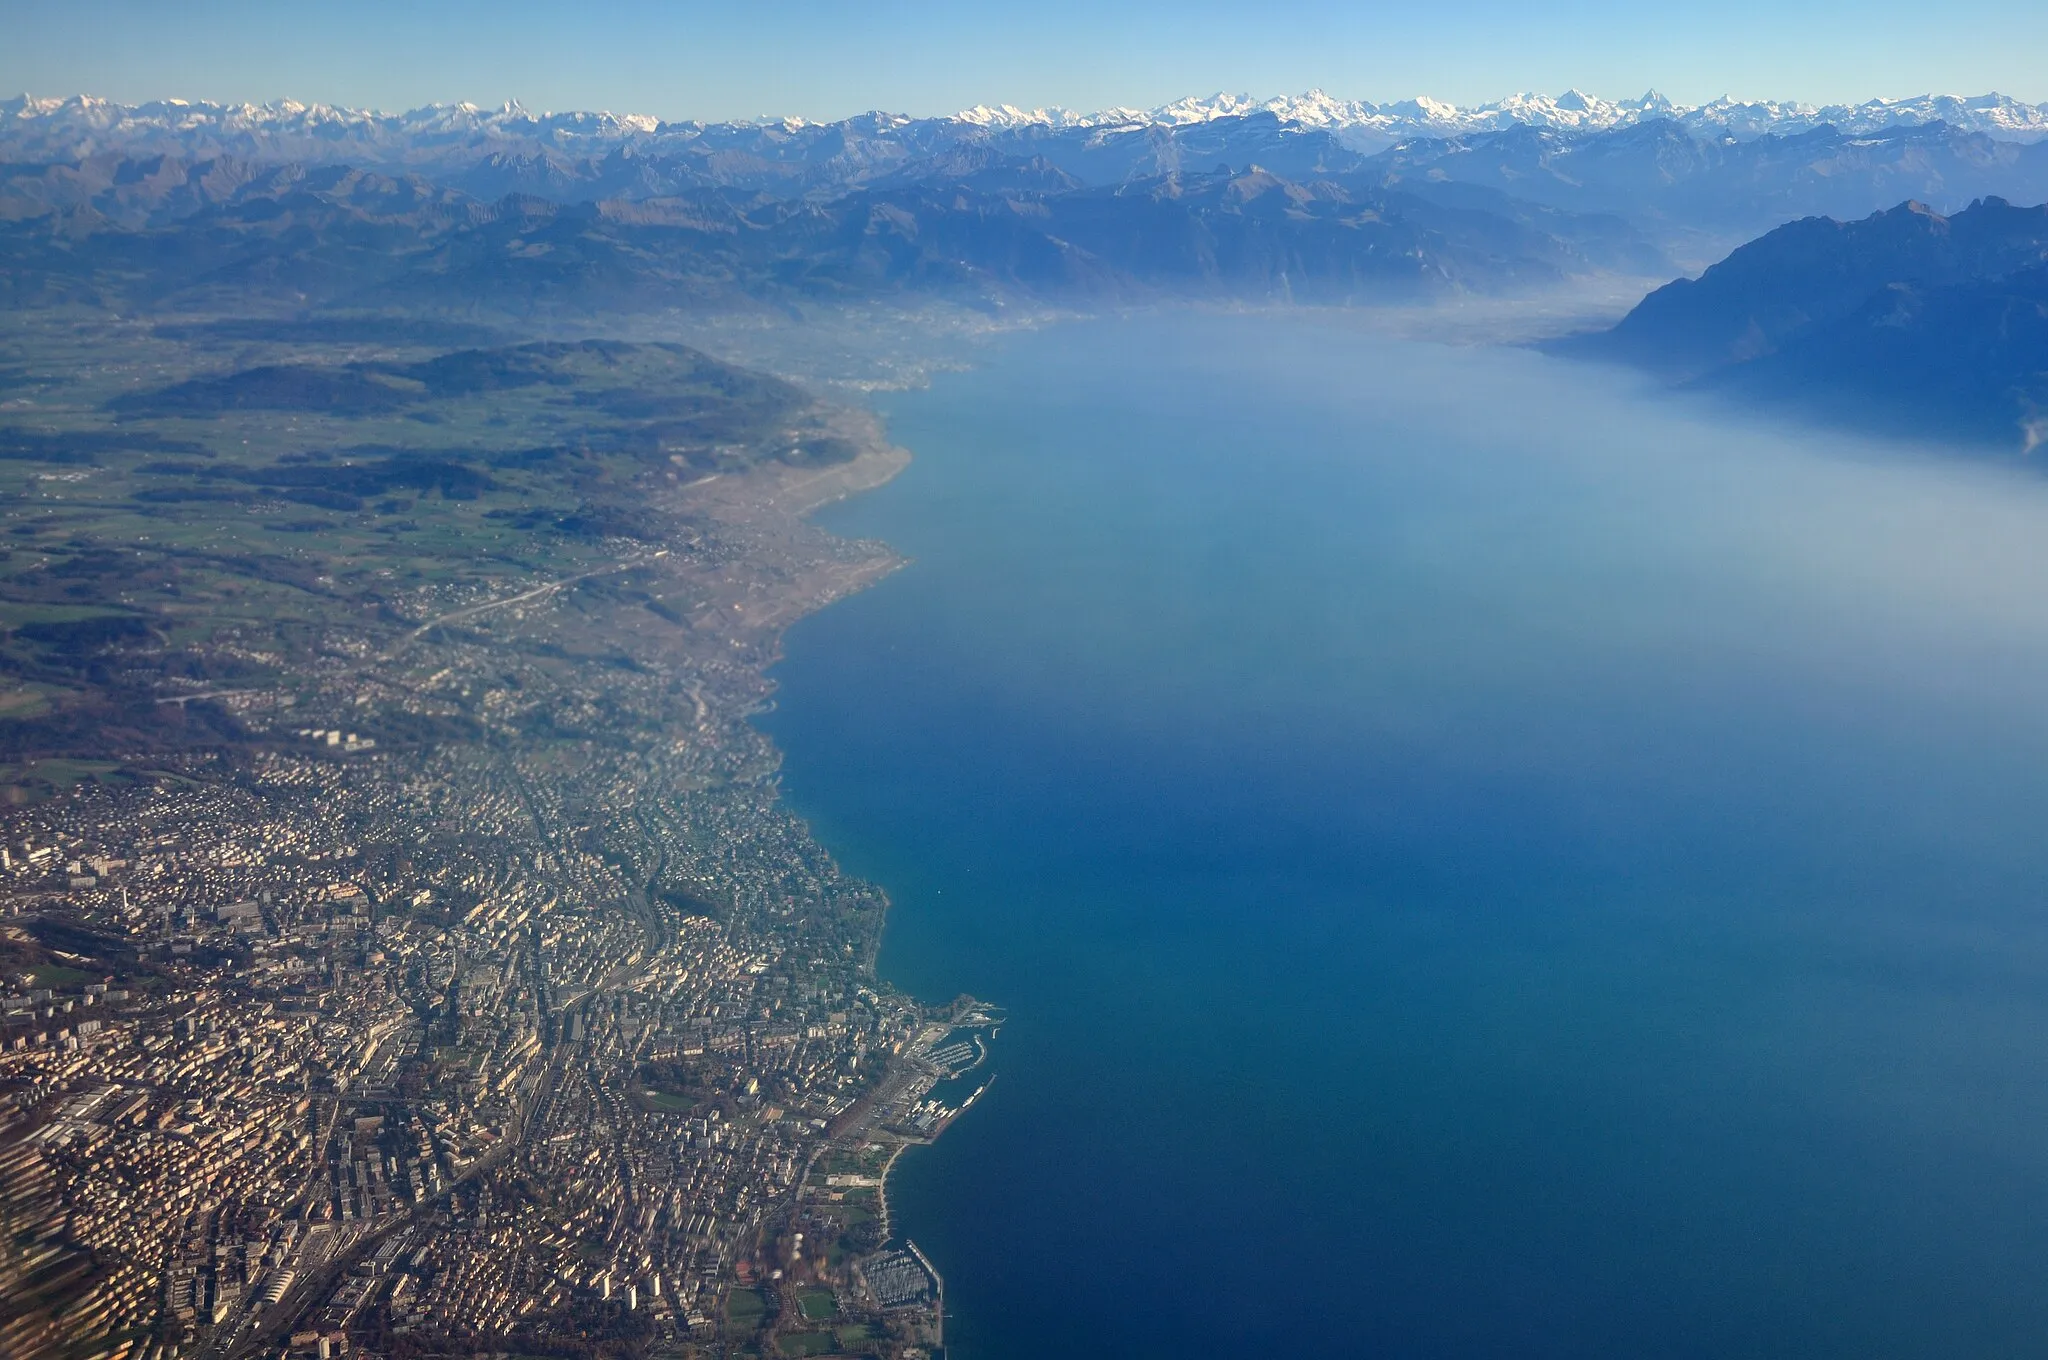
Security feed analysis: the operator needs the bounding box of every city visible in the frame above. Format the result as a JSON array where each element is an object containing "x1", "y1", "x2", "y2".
[{"x1": 0, "y1": 323, "x2": 983, "y2": 1360}]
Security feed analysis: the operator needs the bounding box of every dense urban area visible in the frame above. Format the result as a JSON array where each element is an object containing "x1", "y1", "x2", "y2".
[{"x1": 0, "y1": 314, "x2": 994, "y2": 1360}]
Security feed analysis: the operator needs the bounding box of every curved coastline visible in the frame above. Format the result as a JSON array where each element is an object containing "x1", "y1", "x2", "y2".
[
  {"x1": 750, "y1": 392, "x2": 998, "y2": 1352},
  {"x1": 722, "y1": 311, "x2": 2048, "y2": 1358}
]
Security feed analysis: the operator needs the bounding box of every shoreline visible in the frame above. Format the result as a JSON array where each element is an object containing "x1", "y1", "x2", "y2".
[{"x1": 734, "y1": 392, "x2": 992, "y2": 1353}]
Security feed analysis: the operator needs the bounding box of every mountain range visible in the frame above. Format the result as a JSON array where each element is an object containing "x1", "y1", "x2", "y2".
[
  {"x1": 5, "y1": 90, "x2": 2048, "y2": 450},
  {"x1": 10, "y1": 89, "x2": 2048, "y2": 160},
  {"x1": 1572, "y1": 197, "x2": 2048, "y2": 449},
  {"x1": 0, "y1": 153, "x2": 1654, "y2": 313},
  {"x1": 8, "y1": 93, "x2": 2048, "y2": 254},
  {"x1": 966, "y1": 90, "x2": 2048, "y2": 146}
]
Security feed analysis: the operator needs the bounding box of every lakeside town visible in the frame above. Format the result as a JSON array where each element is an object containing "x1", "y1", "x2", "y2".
[{"x1": 0, "y1": 320, "x2": 991, "y2": 1360}]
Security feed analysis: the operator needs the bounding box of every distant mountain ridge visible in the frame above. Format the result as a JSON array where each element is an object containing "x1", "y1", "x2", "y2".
[
  {"x1": 1572, "y1": 197, "x2": 2048, "y2": 448},
  {"x1": 10, "y1": 94, "x2": 2048, "y2": 257},
  {"x1": 7, "y1": 88, "x2": 2048, "y2": 167},
  {"x1": 0, "y1": 152, "x2": 1659, "y2": 314},
  {"x1": 958, "y1": 89, "x2": 2048, "y2": 146},
  {"x1": 1365, "y1": 121, "x2": 2048, "y2": 243},
  {"x1": 12, "y1": 88, "x2": 2048, "y2": 401}
]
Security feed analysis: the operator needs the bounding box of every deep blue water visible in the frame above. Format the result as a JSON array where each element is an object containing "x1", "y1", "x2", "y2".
[{"x1": 758, "y1": 314, "x2": 2048, "y2": 1358}]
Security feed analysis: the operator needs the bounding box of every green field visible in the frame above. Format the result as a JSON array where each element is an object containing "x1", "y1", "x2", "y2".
[
  {"x1": 639, "y1": 1088, "x2": 695, "y2": 1113},
  {"x1": 796, "y1": 1287, "x2": 836, "y2": 1321},
  {"x1": 0, "y1": 686, "x2": 60, "y2": 720},
  {"x1": 30, "y1": 964, "x2": 96, "y2": 988},
  {"x1": 0, "y1": 757, "x2": 128, "y2": 798},
  {"x1": 834, "y1": 1323, "x2": 882, "y2": 1349},
  {"x1": 0, "y1": 313, "x2": 850, "y2": 759},
  {"x1": 726, "y1": 1288, "x2": 770, "y2": 1328}
]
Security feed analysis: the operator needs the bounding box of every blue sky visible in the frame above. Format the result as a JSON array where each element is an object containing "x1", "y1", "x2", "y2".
[{"x1": 4, "y1": 0, "x2": 2045, "y2": 122}]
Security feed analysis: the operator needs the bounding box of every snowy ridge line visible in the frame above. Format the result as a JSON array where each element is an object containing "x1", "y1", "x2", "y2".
[
  {"x1": 957, "y1": 89, "x2": 2048, "y2": 142},
  {"x1": 5, "y1": 89, "x2": 2048, "y2": 152}
]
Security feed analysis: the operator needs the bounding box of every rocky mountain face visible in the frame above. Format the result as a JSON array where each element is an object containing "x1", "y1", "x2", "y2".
[{"x1": 1573, "y1": 198, "x2": 2048, "y2": 448}]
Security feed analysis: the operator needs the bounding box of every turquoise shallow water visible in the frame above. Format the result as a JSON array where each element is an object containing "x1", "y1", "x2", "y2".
[{"x1": 758, "y1": 313, "x2": 2048, "y2": 1358}]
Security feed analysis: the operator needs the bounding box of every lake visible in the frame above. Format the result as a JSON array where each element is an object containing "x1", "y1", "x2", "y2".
[{"x1": 758, "y1": 312, "x2": 2048, "y2": 1358}]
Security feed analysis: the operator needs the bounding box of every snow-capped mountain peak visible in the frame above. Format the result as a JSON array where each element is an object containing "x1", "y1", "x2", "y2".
[
  {"x1": 5, "y1": 88, "x2": 2048, "y2": 164},
  {"x1": 957, "y1": 88, "x2": 2048, "y2": 146}
]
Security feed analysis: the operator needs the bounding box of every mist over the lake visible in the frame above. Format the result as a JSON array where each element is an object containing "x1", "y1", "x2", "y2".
[{"x1": 761, "y1": 311, "x2": 2048, "y2": 1358}]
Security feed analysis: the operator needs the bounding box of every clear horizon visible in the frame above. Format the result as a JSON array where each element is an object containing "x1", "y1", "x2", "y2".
[{"x1": 6, "y1": 0, "x2": 2046, "y2": 125}]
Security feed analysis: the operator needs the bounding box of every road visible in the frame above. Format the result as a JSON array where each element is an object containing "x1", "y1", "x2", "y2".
[{"x1": 385, "y1": 550, "x2": 671, "y2": 655}]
